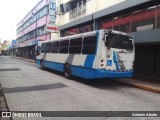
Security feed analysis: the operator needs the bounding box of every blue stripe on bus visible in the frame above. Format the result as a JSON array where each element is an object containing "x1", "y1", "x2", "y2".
[
  {"x1": 113, "y1": 51, "x2": 119, "y2": 70},
  {"x1": 71, "y1": 66, "x2": 133, "y2": 79},
  {"x1": 84, "y1": 31, "x2": 99, "y2": 68},
  {"x1": 36, "y1": 59, "x2": 41, "y2": 65},
  {"x1": 44, "y1": 60, "x2": 64, "y2": 72},
  {"x1": 71, "y1": 66, "x2": 98, "y2": 79},
  {"x1": 37, "y1": 60, "x2": 133, "y2": 79},
  {"x1": 84, "y1": 55, "x2": 95, "y2": 68}
]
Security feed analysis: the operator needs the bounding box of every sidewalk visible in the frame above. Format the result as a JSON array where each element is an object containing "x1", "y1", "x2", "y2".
[
  {"x1": 16, "y1": 57, "x2": 160, "y2": 94},
  {"x1": 115, "y1": 77, "x2": 160, "y2": 94},
  {"x1": 16, "y1": 57, "x2": 35, "y2": 63}
]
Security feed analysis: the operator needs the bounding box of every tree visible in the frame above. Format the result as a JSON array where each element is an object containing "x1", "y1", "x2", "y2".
[{"x1": 0, "y1": 40, "x2": 9, "y2": 53}]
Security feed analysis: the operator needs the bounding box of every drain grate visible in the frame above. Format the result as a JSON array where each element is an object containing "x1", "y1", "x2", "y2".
[{"x1": 0, "y1": 68, "x2": 21, "y2": 71}]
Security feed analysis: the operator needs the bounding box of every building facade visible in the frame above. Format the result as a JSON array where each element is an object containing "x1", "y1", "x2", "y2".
[
  {"x1": 7, "y1": 40, "x2": 16, "y2": 56},
  {"x1": 58, "y1": 0, "x2": 160, "y2": 77},
  {"x1": 16, "y1": 0, "x2": 58, "y2": 60}
]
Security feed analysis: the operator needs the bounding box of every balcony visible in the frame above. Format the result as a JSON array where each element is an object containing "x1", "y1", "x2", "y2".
[{"x1": 69, "y1": 4, "x2": 86, "y2": 20}]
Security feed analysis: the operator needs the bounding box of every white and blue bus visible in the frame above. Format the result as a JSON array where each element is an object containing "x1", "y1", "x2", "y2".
[{"x1": 36, "y1": 29, "x2": 135, "y2": 79}]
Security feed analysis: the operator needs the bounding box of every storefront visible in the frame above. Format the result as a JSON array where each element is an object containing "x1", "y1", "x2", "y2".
[
  {"x1": 134, "y1": 45, "x2": 160, "y2": 77},
  {"x1": 59, "y1": 1, "x2": 160, "y2": 77},
  {"x1": 16, "y1": 40, "x2": 37, "y2": 60}
]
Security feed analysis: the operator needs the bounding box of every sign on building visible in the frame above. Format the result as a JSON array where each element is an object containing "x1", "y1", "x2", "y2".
[
  {"x1": 46, "y1": 24, "x2": 58, "y2": 33},
  {"x1": 12, "y1": 40, "x2": 16, "y2": 47},
  {"x1": 49, "y1": 0, "x2": 56, "y2": 23}
]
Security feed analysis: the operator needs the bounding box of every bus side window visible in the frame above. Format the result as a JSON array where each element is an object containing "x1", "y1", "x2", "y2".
[
  {"x1": 82, "y1": 36, "x2": 96, "y2": 54},
  {"x1": 59, "y1": 40, "x2": 69, "y2": 54},
  {"x1": 46, "y1": 43, "x2": 52, "y2": 53},
  {"x1": 52, "y1": 41, "x2": 59, "y2": 53},
  {"x1": 41, "y1": 43, "x2": 46, "y2": 53},
  {"x1": 69, "y1": 38, "x2": 82, "y2": 54}
]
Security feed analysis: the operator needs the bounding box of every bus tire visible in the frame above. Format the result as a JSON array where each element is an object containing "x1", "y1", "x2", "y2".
[
  {"x1": 40, "y1": 60, "x2": 45, "y2": 70},
  {"x1": 64, "y1": 64, "x2": 71, "y2": 79}
]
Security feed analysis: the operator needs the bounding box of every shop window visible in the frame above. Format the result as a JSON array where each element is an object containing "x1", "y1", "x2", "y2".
[
  {"x1": 78, "y1": 26, "x2": 84, "y2": 33},
  {"x1": 84, "y1": 24, "x2": 93, "y2": 32},
  {"x1": 157, "y1": 5, "x2": 160, "y2": 28},
  {"x1": 120, "y1": 23, "x2": 130, "y2": 33},
  {"x1": 120, "y1": 14, "x2": 131, "y2": 33},
  {"x1": 68, "y1": 28, "x2": 77, "y2": 35},
  {"x1": 132, "y1": 6, "x2": 156, "y2": 32},
  {"x1": 113, "y1": 16, "x2": 120, "y2": 31},
  {"x1": 113, "y1": 26, "x2": 120, "y2": 31},
  {"x1": 82, "y1": 36, "x2": 96, "y2": 54},
  {"x1": 69, "y1": 38, "x2": 82, "y2": 54},
  {"x1": 101, "y1": 18, "x2": 112, "y2": 29}
]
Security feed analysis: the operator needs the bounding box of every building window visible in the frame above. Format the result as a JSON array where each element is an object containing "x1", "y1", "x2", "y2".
[
  {"x1": 132, "y1": 6, "x2": 156, "y2": 32},
  {"x1": 66, "y1": 2, "x2": 71, "y2": 13},
  {"x1": 37, "y1": 26, "x2": 45, "y2": 35},
  {"x1": 69, "y1": 0, "x2": 87, "y2": 19}
]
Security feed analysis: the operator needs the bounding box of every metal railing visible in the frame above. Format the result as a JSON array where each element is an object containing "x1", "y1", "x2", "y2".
[{"x1": 69, "y1": 4, "x2": 86, "y2": 20}]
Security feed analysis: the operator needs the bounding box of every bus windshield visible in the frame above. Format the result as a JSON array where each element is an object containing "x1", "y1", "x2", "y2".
[{"x1": 106, "y1": 33, "x2": 133, "y2": 50}]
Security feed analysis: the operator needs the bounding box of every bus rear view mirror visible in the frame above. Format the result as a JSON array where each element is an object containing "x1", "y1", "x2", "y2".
[{"x1": 105, "y1": 35, "x2": 110, "y2": 50}]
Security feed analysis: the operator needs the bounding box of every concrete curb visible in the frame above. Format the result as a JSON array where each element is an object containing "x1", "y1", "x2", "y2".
[
  {"x1": 0, "y1": 84, "x2": 12, "y2": 120},
  {"x1": 16, "y1": 57, "x2": 36, "y2": 63},
  {"x1": 115, "y1": 79, "x2": 160, "y2": 94}
]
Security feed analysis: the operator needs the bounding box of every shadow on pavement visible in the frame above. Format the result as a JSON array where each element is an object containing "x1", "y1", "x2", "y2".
[{"x1": 43, "y1": 67, "x2": 128, "y2": 90}]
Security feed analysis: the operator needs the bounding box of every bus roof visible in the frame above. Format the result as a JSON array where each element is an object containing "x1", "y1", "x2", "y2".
[{"x1": 41, "y1": 29, "x2": 131, "y2": 44}]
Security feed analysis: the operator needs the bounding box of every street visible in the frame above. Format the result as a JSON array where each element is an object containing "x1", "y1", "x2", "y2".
[{"x1": 0, "y1": 56, "x2": 160, "y2": 120}]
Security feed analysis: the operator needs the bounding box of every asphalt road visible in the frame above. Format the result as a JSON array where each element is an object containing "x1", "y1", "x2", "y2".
[{"x1": 0, "y1": 56, "x2": 160, "y2": 120}]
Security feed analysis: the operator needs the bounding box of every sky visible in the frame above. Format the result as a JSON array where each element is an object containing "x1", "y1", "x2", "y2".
[{"x1": 0, "y1": 0, "x2": 40, "y2": 42}]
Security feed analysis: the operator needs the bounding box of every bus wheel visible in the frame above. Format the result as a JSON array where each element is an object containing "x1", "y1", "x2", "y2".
[
  {"x1": 64, "y1": 64, "x2": 71, "y2": 79},
  {"x1": 40, "y1": 60, "x2": 45, "y2": 70}
]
